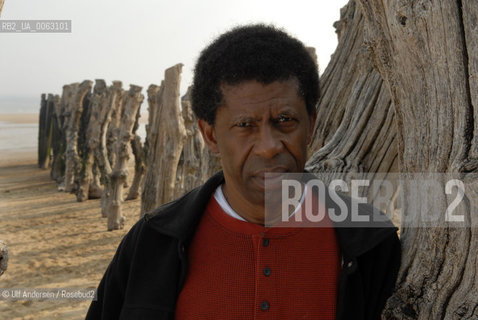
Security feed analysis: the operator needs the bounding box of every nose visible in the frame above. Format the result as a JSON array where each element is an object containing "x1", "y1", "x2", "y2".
[{"x1": 253, "y1": 125, "x2": 283, "y2": 159}]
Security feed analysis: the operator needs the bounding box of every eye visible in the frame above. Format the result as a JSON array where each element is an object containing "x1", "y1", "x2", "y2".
[
  {"x1": 278, "y1": 115, "x2": 293, "y2": 123},
  {"x1": 236, "y1": 120, "x2": 253, "y2": 128}
]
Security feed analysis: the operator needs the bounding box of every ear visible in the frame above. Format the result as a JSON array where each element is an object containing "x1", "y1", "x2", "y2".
[
  {"x1": 307, "y1": 111, "x2": 317, "y2": 145},
  {"x1": 198, "y1": 119, "x2": 220, "y2": 154}
]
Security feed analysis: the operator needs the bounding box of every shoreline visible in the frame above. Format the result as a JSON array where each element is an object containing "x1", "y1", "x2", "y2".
[{"x1": 0, "y1": 113, "x2": 38, "y2": 124}]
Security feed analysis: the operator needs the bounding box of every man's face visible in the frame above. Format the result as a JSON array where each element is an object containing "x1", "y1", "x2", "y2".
[{"x1": 199, "y1": 79, "x2": 316, "y2": 220}]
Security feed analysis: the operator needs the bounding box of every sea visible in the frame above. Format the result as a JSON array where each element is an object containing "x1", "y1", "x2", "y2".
[{"x1": 0, "y1": 96, "x2": 147, "y2": 153}]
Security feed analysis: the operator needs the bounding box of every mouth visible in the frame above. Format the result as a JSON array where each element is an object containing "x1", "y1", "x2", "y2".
[{"x1": 251, "y1": 168, "x2": 289, "y2": 189}]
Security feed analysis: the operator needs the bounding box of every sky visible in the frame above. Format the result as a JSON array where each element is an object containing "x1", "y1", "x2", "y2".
[{"x1": 0, "y1": 0, "x2": 348, "y2": 113}]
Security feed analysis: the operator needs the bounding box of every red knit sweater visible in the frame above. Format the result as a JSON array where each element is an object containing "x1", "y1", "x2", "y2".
[{"x1": 175, "y1": 195, "x2": 340, "y2": 319}]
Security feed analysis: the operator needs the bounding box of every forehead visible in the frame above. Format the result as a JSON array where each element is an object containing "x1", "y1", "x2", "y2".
[{"x1": 218, "y1": 79, "x2": 305, "y2": 115}]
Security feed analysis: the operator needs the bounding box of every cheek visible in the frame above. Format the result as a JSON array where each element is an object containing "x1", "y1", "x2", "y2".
[
  {"x1": 217, "y1": 139, "x2": 249, "y2": 174},
  {"x1": 284, "y1": 131, "x2": 309, "y2": 160}
]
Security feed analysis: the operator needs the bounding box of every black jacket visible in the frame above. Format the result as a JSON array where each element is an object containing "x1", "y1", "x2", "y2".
[{"x1": 86, "y1": 172, "x2": 401, "y2": 319}]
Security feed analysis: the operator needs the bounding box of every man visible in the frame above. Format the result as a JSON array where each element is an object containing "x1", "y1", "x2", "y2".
[{"x1": 86, "y1": 24, "x2": 401, "y2": 319}]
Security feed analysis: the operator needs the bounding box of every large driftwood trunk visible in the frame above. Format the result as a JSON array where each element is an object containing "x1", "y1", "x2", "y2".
[
  {"x1": 106, "y1": 85, "x2": 143, "y2": 230},
  {"x1": 141, "y1": 64, "x2": 186, "y2": 214},
  {"x1": 0, "y1": 240, "x2": 7, "y2": 277},
  {"x1": 351, "y1": 0, "x2": 478, "y2": 318},
  {"x1": 64, "y1": 80, "x2": 92, "y2": 193},
  {"x1": 77, "y1": 79, "x2": 109, "y2": 202},
  {"x1": 307, "y1": 0, "x2": 397, "y2": 181},
  {"x1": 310, "y1": 0, "x2": 478, "y2": 318}
]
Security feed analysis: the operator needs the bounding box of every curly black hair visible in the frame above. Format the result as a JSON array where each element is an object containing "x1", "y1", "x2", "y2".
[{"x1": 191, "y1": 24, "x2": 319, "y2": 125}]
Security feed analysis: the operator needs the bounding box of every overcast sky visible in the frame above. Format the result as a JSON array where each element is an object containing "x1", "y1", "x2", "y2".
[{"x1": 0, "y1": 0, "x2": 348, "y2": 110}]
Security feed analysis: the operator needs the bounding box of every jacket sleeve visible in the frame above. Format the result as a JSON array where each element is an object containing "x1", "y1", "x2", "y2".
[
  {"x1": 367, "y1": 232, "x2": 402, "y2": 320},
  {"x1": 85, "y1": 219, "x2": 145, "y2": 320}
]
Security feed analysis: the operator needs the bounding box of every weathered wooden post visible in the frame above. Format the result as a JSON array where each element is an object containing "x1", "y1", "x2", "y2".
[
  {"x1": 0, "y1": 240, "x2": 7, "y2": 277},
  {"x1": 106, "y1": 84, "x2": 143, "y2": 230},
  {"x1": 77, "y1": 79, "x2": 109, "y2": 202},
  {"x1": 125, "y1": 91, "x2": 146, "y2": 201},
  {"x1": 141, "y1": 64, "x2": 186, "y2": 215},
  {"x1": 98, "y1": 81, "x2": 124, "y2": 218},
  {"x1": 64, "y1": 80, "x2": 92, "y2": 193},
  {"x1": 174, "y1": 86, "x2": 213, "y2": 198},
  {"x1": 143, "y1": 84, "x2": 161, "y2": 160},
  {"x1": 51, "y1": 84, "x2": 76, "y2": 190},
  {"x1": 38, "y1": 94, "x2": 47, "y2": 167},
  {"x1": 38, "y1": 93, "x2": 54, "y2": 169},
  {"x1": 43, "y1": 94, "x2": 57, "y2": 169},
  {"x1": 125, "y1": 133, "x2": 145, "y2": 200},
  {"x1": 50, "y1": 94, "x2": 63, "y2": 182}
]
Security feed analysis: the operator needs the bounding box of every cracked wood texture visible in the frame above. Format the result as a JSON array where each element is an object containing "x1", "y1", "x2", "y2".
[
  {"x1": 174, "y1": 86, "x2": 221, "y2": 198},
  {"x1": 51, "y1": 84, "x2": 77, "y2": 189},
  {"x1": 64, "y1": 81, "x2": 92, "y2": 193},
  {"x1": 106, "y1": 84, "x2": 143, "y2": 230},
  {"x1": 141, "y1": 64, "x2": 187, "y2": 214},
  {"x1": 97, "y1": 81, "x2": 123, "y2": 219},
  {"x1": 125, "y1": 90, "x2": 146, "y2": 201},
  {"x1": 307, "y1": 0, "x2": 397, "y2": 178},
  {"x1": 77, "y1": 79, "x2": 109, "y2": 202},
  {"x1": 352, "y1": 0, "x2": 478, "y2": 318}
]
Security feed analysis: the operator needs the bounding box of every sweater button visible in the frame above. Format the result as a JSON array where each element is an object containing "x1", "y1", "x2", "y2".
[
  {"x1": 260, "y1": 301, "x2": 270, "y2": 311},
  {"x1": 347, "y1": 261, "x2": 353, "y2": 268},
  {"x1": 263, "y1": 267, "x2": 271, "y2": 277},
  {"x1": 262, "y1": 238, "x2": 270, "y2": 247}
]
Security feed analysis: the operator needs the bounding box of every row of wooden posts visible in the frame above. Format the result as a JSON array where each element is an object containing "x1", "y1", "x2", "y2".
[{"x1": 37, "y1": 64, "x2": 220, "y2": 230}]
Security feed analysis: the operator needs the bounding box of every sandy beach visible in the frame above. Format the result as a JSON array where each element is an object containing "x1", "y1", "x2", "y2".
[{"x1": 0, "y1": 113, "x2": 142, "y2": 319}]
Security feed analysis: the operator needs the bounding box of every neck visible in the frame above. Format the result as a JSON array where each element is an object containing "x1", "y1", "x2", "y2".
[{"x1": 221, "y1": 183, "x2": 265, "y2": 225}]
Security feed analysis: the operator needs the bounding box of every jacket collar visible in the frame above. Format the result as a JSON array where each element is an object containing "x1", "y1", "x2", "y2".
[
  {"x1": 144, "y1": 171, "x2": 225, "y2": 244},
  {"x1": 144, "y1": 171, "x2": 398, "y2": 258}
]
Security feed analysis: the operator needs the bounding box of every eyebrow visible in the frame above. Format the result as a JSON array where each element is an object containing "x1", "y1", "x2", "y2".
[{"x1": 230, "y1": 115, "x2": 258, "y2": 123}]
